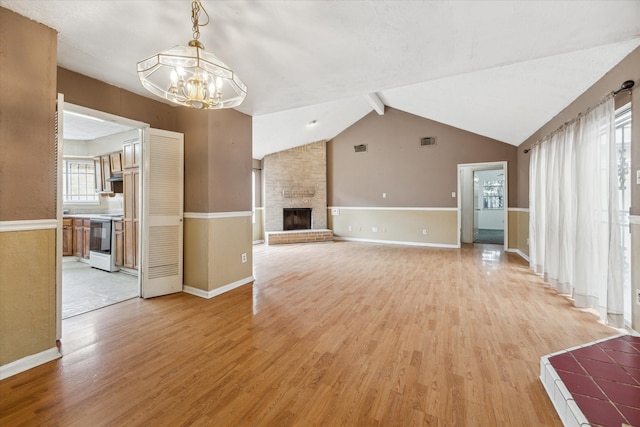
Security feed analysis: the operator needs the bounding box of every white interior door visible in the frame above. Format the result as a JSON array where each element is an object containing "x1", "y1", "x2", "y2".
[{"x1": 141, "y1": 128, "x2": 184, "y2": 298}]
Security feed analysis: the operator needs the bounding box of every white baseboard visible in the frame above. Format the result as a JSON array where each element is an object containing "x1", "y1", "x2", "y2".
[
  {"x1": 183, "y1": 276, "x2": 254, "y2": 299},
  {"x1": 0, "y1": 347, "x2": 61, "y2": 380},
  {"x1": 506, "y1": 248, "x2": 530, "y2": 262},
  {"x1": 334, "y1": 236, "x2": 459, "y2": 249},
  {"x1": 253, "y1": 240, "x2": 264, "y2": 244}
]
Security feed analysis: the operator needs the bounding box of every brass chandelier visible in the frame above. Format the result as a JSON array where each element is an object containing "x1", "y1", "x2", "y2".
[{"x1": 136, "y1": 0, "x2": 247, "y2": 110}]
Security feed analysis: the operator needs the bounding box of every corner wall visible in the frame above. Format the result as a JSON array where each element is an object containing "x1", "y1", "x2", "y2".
[
  {"x1": 179, "y1": 108, "x2": 254, "y2": 297},
  {"x1": 0, "y1": 7, "x2": 59, "y2": 370}
]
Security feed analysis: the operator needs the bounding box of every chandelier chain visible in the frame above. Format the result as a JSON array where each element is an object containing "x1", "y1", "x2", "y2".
[{"x1": 191, "y1": 0, "x2": 210, "y2": 41}]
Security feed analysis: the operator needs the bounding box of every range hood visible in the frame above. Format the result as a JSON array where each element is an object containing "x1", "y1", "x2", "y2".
[{"x1": 106, "y1": 174, "x2": 123, "y2": 182}]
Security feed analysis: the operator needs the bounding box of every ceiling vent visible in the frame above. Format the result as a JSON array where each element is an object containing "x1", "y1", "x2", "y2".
[
  {"x1": 421, "y1": 137, "x2": 436, "y2": 147},
  {"x1": 354, "y1": 144, "x2": 367, "y2": 153}
]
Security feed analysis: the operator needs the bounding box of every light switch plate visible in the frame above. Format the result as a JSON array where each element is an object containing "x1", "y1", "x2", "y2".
[{"x1": 331, "y1": 208, "x2": 339, "y2": 215}]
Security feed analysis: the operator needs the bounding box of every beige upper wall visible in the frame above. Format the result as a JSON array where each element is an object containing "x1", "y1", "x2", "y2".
[
  {"x1": 0, "y1": 8, "x2": 57, "y2": 221},
  {"x1": 517, "y1": 46, "x2": 640, "y2": 211},
  {"x1": 206, "y1": 110, "x2": 252, "y2": 213},
  {"x1": 328, "y1": 108, "x2": 517, "y2": 208},
  {"x1": 58, "y1": 68, "x2": 177, "y2": 132},
  {"x1": 58, "y1": 68, "x2": 252, "y2": 214}
]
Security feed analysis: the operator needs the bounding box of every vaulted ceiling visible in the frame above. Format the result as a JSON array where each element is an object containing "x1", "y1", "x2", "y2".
[{"x1": 2, "y1": 1, "x2": 639, "y2": 158}]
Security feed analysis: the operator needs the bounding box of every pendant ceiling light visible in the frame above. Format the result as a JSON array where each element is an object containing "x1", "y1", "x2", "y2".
[{"x1": 137, "y1": 0, "x2": 247, "y2": 110}]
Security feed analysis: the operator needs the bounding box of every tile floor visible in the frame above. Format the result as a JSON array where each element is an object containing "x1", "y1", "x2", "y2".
[
  {"x1": 541, "y1": 335, "x2": 640, "y2": 427},
  {"x1": 474, "y1": 228, "x2": 504, "y2": 245},
  {"x1": 62, "y1": 259, "x2": 139, "y2": 319}
]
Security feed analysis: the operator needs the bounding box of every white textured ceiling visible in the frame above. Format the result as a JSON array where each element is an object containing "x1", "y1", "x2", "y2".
[{"x1": 2, "y1": 1, "x2": 639, "y2": 158}]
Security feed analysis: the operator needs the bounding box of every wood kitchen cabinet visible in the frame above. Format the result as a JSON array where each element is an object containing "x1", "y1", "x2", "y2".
[
  {"x1": 72, "y1": 218, "x2": 91, "y2": 259},
  {"x1": 83, "y1": 219, "x2": 91, "y2": 259},
  {"x1": 62, "y1": 218, "x2": 73, "y2": 256},
  {"x1": 94, "y1": 157, "x2": 103, "y2": 193},
  {"x1": 110, "y1": 151, "x2": 123, "y2": 173},
  {"x1": 101, "y1": 155, "x2": 113, "y2": 193},
  {"x1": 123, "y1": 140, "x2": 141, "y2": 169},
  {"x1": 73, "y1": 219, "x2": 83, "y2": 258},
  {"x1": 94, "y1": 151, "x2": 123, "y2": 195},
  {"x1": 114, "y1": 220, "x2": 124, "y2": 267},
  {"x1": 123, "y1": 169, "x2": 139, "y2": 269}
]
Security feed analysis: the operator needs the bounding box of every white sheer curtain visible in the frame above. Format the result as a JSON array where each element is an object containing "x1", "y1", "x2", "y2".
[{"x1": 529, "y1": 95, "x2": 624, "y2": 327}]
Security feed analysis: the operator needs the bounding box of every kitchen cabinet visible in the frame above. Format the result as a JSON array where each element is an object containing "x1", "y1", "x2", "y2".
[
  {"x1": 94, "y1": 151, "x2": 124, "y2": 195},
  {"x1": 73, "y1": 219, "x2": 84, "y2": 258},
  {"x1": 101, "y1": 155, "x2": 113, "y2": 193},
  {"x1": 83, "y1": 219, "x2": 91, "y2": 259},
  {"x1": 94, "y1": 157, "x2": 103, "y2": 193},
  {"x1": 123, "y1": 169, "x2": 139, "y2": 269},
  {"x1": 72, "y1": 218, "x2": 91, "y2": 259},
  {"x1": 62, "y1": 218, "x2": 73, "y2": 256},
  {"x1": 114, "y1": 220, "x2": 124, "y2": 267},
  {"x1": 110, "y1": 151, "x2": 123, "y2": 173},
  {"x1": 123, "y1": 140, "x2": 141, "y2": 169}
]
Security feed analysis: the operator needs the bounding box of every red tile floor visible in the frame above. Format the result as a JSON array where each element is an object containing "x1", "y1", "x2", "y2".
[{"x1": 548, "y1": 335, "x2": 640, "y2": 426}]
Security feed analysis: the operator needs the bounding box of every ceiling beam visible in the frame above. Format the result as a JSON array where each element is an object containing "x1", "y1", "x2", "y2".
[{"x1": 365, "y1": 93, "x2": 385, "y2": 115}]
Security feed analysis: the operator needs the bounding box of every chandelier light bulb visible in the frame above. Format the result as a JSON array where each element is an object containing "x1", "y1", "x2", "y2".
[{"x1": 136, "y1": 0, "x2": 247, "y2": 110}]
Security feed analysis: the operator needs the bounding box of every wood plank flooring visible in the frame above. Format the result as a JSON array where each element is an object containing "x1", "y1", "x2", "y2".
[{"x1": 0, "y1": 241, "x2": 618, "y2": 426}]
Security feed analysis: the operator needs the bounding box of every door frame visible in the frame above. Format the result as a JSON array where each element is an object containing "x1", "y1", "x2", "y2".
[
  {"x1": 456, "y1": 161, "x2": 508, "y2": 250},
  {"x1": 55, "y1": 99, "x2": 148, "y2": 340}
]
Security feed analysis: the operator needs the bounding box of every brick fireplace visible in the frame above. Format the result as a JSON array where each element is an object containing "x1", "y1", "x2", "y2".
[{"x1": 263, "y1": 141, "x2": 332, "y2": 244}]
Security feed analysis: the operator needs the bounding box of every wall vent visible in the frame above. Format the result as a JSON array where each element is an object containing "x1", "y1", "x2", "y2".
[
  {"x1": 354, "y1": 144, "x2": 367, "y2": 153},
  {"x1": 421, "y1": 137, "x2": 436, "y2": 146}
]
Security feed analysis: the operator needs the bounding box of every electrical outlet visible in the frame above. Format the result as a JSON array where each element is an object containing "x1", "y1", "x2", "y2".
[
  {"x1": 241, "y1": 253, "x2": 247, "y2": 263},
  {"x1": 372, "y1": 227, "x2": 378, "y2": 233},
  {"x1": 422, "y1": 229, "x2": 427, "y2": 235},
  {"x1": 451, "y1": 192, "x2": 456, "y2": 198},
  {"x1": 348, "y1": 225, "x2": 352, "y2": 231},
  {"x1": 637, "y1": 169, "x2": 640, "y2": 185},
  {"x1": 382, "y1": 193, "x2": 386, "y2": 198}
]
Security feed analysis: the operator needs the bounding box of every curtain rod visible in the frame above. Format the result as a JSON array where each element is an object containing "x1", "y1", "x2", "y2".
[{"x1": 523, "y1": 80, "x2": 634, "y2": 154}]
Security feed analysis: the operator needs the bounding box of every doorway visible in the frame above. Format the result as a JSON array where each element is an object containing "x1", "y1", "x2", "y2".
[
  {"x1": 56, "y1": 100, "x2": 146, "y2": 336},
  {"x1": 473, "y1": 169, "x2": 505, "y2": 244},
  {"x1": 457, "y1": 161, "x2": 507, "y2": 248}
]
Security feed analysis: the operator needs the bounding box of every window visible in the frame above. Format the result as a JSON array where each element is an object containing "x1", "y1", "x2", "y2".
[
  {"x1": 615, "y1": 105, "x2": 631, "y2": 326},
  {"x1": 63, "y1": 159, "x2": 98, "y2": 203},
  {"x1": 482, "y1": 180, "x2": 504, "y2": 209}
]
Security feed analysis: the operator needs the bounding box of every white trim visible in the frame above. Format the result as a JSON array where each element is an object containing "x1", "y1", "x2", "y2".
[
  {"x1": 0, "y1": 347, "x2": 61, "y2": 380},
  {"x1": 457, "y1": 161, "x2": 508, "y2": 250},
  {"x1": 334, "y1": 236, "x2": 459, "y2": 249},
  {"x1": 327, "y1": 206, "x2": 458, "y2": 212},
  {"x1": 0, "y1": 219, "x2": 57, "y2": 232},
  {"x1": 629, "y1": 215, "x2": 640, "y2": 225},
  {"x1": 508, "y1": 208, "x2": 530, "y2": 213},
  {"x1": 506, "y1": 248, "x2": 530, "y2": 262},
  {"x1": 255, "y1": 207, "x2": 265, "y2": 211},
  {"x1": 253, "y1": 240, "x2": 265, "y2": 244},
  {"x1": 183, "y1": 276, "x2": 254, "y2": 299},
  {"x1": 184, "y1": 211, "x2": 253, "y2": 219}
]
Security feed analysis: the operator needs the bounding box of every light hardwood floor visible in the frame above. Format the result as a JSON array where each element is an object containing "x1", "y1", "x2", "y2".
[{"x1": 0, "y1": 241, "x2": 618, "y2": 426}]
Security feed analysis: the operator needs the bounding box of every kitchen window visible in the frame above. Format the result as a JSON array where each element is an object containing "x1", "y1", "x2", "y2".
[{"x1": 63, "y1": 159, "x2": 99, "y2": 203}]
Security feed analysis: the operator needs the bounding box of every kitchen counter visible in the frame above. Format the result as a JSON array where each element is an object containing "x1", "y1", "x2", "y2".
[{"x1": 64, "y1": 213, "x2": 123, "y2": 219}]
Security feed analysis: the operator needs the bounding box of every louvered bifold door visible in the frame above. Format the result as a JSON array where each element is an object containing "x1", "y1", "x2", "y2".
[{"x1": 141, "y1": 128, "x2": 184, "y2": 298}]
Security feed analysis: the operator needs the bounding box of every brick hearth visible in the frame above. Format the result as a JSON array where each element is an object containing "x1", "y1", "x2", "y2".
[{"x1": 266, "y1": 229, "x2": 333, "y2": 245}]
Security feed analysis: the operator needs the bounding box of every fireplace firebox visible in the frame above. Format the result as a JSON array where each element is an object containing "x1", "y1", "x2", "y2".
[{"x1": 283, "y1": 208, "x2": 312, "y2": 230}]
